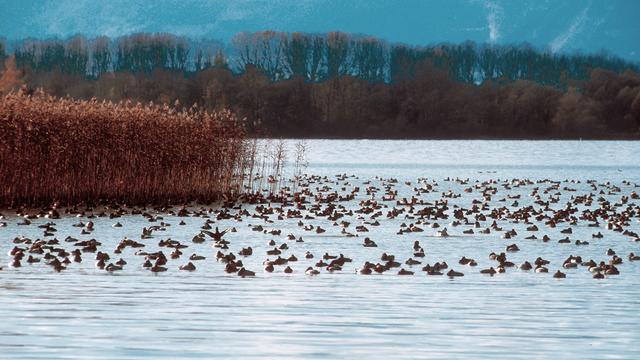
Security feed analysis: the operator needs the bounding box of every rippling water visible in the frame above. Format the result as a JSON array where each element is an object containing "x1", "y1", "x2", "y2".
[{"x1": 1, "y1": 140, "x2": 640, "y2": 359}]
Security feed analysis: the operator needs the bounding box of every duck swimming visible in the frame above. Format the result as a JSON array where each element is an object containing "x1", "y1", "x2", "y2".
[
  {"x1": 1, "y1": 173, "x2": 637, "y2": 287},
  {"x1": 189, "y1": 253, "x2": 206, "y2": 261},
  {"x1": 305, "y1": 267, "x2": 320, "y2": 275},
  {"x1": 535, "y1": 266, "x2": 548, "y2": 273},
  {"x1": 447, "y1": 269, "x2": 464, "y2": 277},
  {"x1": 105, "y1": 263, "x2": 123, "y2": 272},
  {"x1": 437, "y1": 228, "x2": 450, "y2": 237},
  {"x1": 363, "y1": 237, "x2": 377, "y2": 247},
  {"x1": 553, "y1": 270, "x2": 566, "y2": 278},
  {"x1": 238, "y1": 268, "x2": 255, "y2": 277},
  {"x1": 150, "y1": 264, "x2": 167, "y2": 272},
  {"x1": 480, "y1": 267, "x2": 497, "y2": 275},
  {"x1": 179, "y1": 262, "x2": 196, "y2": 271},
  {"x1": 506, "y1": 244, "x2": 519, "y2": 252}
]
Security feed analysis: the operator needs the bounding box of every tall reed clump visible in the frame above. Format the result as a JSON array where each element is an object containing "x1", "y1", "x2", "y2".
[{"x1": 0, "y1": 88, "x2": 247, "y2": 206}]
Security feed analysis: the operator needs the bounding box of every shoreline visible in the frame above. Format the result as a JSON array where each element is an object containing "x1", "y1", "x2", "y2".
[{"x1": 250, "y1": 136, "x2": 640, "y2": 141}]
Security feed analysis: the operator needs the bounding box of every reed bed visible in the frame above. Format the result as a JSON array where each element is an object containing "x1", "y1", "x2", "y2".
[{"x1": 0, "y1": 88, "x2": 247, "y2": 206}]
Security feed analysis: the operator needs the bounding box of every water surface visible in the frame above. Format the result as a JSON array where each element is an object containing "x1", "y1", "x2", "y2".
[{"x1": 1, "y1": 140, "x2": 639, "y2": 359}]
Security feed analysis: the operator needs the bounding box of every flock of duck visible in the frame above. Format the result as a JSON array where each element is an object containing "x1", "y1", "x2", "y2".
[{"x1": 1, "y1": 174, "x2": 639, "y2": 280}]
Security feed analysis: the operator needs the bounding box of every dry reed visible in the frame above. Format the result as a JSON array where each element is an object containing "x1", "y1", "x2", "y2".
[{"x1": 0, "y1": 88, "x2": 247, "y2": 206}]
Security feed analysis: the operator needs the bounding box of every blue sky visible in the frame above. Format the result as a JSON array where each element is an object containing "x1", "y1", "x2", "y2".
[{"x1": 1, "y1": 0, "x2": 639, "y2": 61}]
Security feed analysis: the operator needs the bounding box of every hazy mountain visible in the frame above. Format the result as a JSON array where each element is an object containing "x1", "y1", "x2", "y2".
[{"x1": 1, "y1": 0, "x2": 638, "y2": 61}]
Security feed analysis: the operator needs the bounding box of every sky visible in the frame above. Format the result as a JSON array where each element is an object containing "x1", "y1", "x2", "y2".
[{"x1": 1, "y1": 0, "x2": 639, "y2": 61}]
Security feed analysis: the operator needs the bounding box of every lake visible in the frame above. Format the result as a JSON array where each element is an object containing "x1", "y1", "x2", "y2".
[{"x1": 1, "y1": 140, "x2": 639, "y2": 359}]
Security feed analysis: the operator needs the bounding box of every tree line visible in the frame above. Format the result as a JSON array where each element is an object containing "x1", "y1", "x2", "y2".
[
  {"x1": 1, "y1": 31, "x2": 639, "y2": 138},
  {"x1": 5, "y1": 32, "x2": 637, "y2": 84}
]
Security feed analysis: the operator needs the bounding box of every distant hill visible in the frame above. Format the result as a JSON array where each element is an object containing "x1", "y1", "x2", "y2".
[{"x1": 1, "y1": 0, "x2": 639, "y2": 62}]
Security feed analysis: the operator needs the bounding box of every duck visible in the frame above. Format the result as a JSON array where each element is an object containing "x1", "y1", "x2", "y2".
[
  {"x1": 150, "y1": 264, "x2": 167, "y2": 272},
  {"x1": 506, "y1": 244, "x2": 519, "y2": 252},
  {"x1": 610, "y1": 256, "x2": 623, "y2": 265},
  {"x1": 413, "y1": 241, "x2": 422, "y2": 251},
  {"x1": 405, "y1": 258, "x2": 421, "y2": 266},
  {"x1": 605, "y1": 266, "x2": 620, "y2": 275},
  {"x1": 179, "y1": 262, "x2": 196, "y2": 271},
  {"x1": 363, "y1": 237, "x2": 377, "y2": 247},
  {"x1": 480, "y1": 267, "x2": 497, "y2": 275},
  {"x1": 582, "y1": 259, "x2": 597, "y2": 268},
  {"x1": 381, "y1": 253, "x2": 394, "y2": 262},
  {"x1": 238, "y1": 268, "x2": 255, "y2": 277},
  {"x1": 323, "y1": 253, "x2": 337, "y2": 260},
  {"x1": 535, "y1": 257, "x2": 550, "y2": 266},
  {"x1": 225, "y1": 262, "x2": 239, "y2": 273},
  {"x1": 358, "y1": 263, "x2": 373, "y2": 275},
  {"x1": 589, "y1": 262, "x2": 604, "y2": 273},
  {"x1": 95, "y1": 258, "x2": 106, "y2": 269},
  {"x1": 553, "y1": 270, "x2": 566, "y2": 278},
  {"x1": 373, "y1": 264, "x2": 386, "y2": 274},
  {"x1": 305, "y1": 267, "x2": 320, "y2": 275},
  {"x1": 48, "y1": 258, "x2": 65, "y2": 272},
  {"x1": 437, "y1": 228, "x2": 450, "y2": 237},
  {"x1": 210, "y1": 227, "x2": 229, "y2": 241},
  {"x1": 272, "y1": 257, "x2": 288, "y2": 266},
  {"x1": 535, "y1": 266, "x2": 548, "y2": 273},
  {"x1": 105, "y1": 263, "x2": 123, "y2": 272},
  {"x1": 189, "y1": 253, "x2": 206, "y2": 261},
  {"x1": 446, "y1": 269, "x2": 464, "y2": 277},
  {"x1": 239, "y1": 247, "x2": 253, "y2": 256}
]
